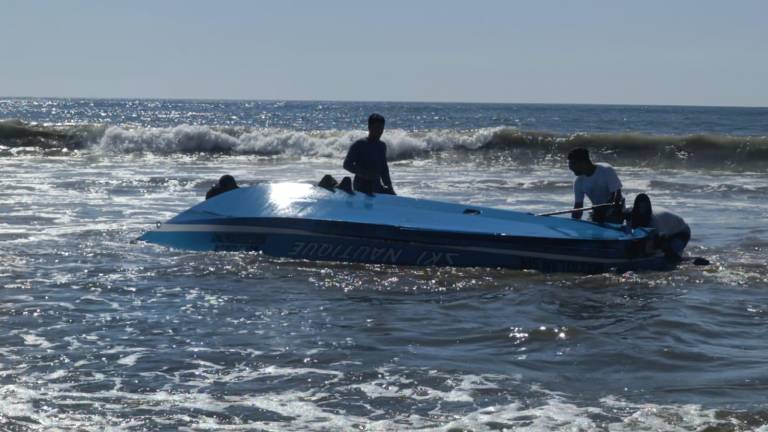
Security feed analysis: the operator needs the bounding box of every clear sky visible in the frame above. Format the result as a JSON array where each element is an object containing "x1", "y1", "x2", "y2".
[{"x1": 1, "y1": 0, "x2": 766, "y2": 106}]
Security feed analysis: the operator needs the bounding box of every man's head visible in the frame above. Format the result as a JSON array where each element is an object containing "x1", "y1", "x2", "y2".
[
  {"x1": 630, "y1": 193, "x2": 653, "y2": 228},
  {"x1": 219, "y1": 174, "x2": 238, "y2": 190},
  {"x1": 567, "y1": 148, "x2": 592, "y2": 176},
  {"x1": 368, "y1": 113, "x2": 385, "y2": 140}
]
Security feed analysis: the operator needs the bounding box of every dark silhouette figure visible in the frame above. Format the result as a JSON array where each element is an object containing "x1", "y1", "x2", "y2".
[
  {"x1": 343, "y1": 113, "x2": 395, "y2": 195},
  {"x1": 205, "y1": 174, "x2": 239, "y2": 200}
]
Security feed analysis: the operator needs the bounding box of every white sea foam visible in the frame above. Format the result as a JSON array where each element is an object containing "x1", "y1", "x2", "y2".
[
  {"x1": 44, "y1": 369, "x2": 69, "y2": 380},
  {"x1": 88, "y1": 123, "x2": 768, "y2": 169},
  {"x1": 116, "y1": 353, "x2": 143, "y2": 367},
  {"x1": 20, "y1": 334, "x2": 53, "y2": 349},
  {"x1": 92, "y1": 125, "x2": 502, "y2": 160},
  {"x1": 0, "y1": 347, "x2": 764, "y2": 431}
]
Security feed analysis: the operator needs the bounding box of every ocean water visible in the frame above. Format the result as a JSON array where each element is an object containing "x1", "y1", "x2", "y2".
[{"x1": 1, "y1": 98, "x2": 767, "y2": 430}]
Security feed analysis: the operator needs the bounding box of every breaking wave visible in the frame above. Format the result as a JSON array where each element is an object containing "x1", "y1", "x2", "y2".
[{"x1": 3, "y1": 119, "x2": 768, "y2": 168}]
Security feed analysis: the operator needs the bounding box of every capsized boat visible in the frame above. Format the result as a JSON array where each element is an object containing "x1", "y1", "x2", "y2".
[{"x1": 139, "y1": 182, "x2": 670, "y2": 273}]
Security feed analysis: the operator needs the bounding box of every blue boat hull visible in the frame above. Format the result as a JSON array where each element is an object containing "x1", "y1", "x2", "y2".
[{"x1": 139, "y1": 183, "x2": 670, "y2": 273}]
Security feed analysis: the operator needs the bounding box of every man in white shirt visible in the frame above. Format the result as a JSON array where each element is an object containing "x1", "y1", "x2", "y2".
[{"x1": 567, "y1": 148, "x2": 624, "y2": 223}]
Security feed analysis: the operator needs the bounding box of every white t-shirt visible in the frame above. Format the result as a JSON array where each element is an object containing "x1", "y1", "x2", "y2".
[
  {"x1": 574, "y1": 163, "x2": 623, "y2": 205},
  {"x1": 650, "y1": 207, "x2": 690, "y2": 237}
]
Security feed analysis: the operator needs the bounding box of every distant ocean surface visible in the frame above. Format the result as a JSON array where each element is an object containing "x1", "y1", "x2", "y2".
[{"x1": 1, "y1": 98, "x2": 767, "y2": 430}]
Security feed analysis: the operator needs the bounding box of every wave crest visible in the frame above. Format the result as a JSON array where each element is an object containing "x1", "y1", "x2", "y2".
[
  {"x1": 94, "y1": 126, "x2": 503, "y2": 160},
  {"x1": 3, "y1": 119, "x2": 768, "y2": 169}
]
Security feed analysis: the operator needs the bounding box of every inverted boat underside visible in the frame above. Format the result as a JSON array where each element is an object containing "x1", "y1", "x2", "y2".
[
  {"x1": 139, "y1": 183, "x2": 674, "y2": 273},
  {"x1": 141, "y1": 217, "x2": 668, "y2": 273}
]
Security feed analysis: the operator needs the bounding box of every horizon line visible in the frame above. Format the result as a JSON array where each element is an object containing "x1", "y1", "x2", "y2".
[{"x1": 1, "y1": 95, "x2": 767, "y2": 110}]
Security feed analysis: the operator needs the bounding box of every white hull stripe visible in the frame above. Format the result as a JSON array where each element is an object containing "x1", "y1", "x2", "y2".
[{"x1": 151, "y1": 223, "x2": 661, "y2": 264}]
